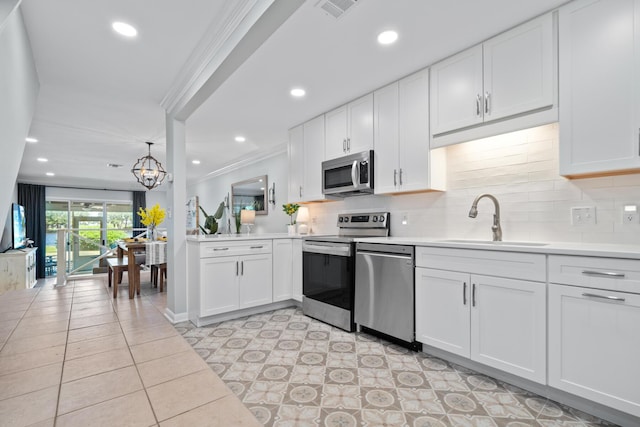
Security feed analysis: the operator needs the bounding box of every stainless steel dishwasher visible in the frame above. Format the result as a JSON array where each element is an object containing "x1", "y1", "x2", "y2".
[{"x1": 355, "y1": 242, "x2": 418, "y2": 349}]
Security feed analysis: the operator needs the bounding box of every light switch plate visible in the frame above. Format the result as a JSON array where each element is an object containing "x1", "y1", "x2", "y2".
[
  {"x1": 623, "y1": 205, "x2": 638, "y2": 225},
  {"x1": 571, "y1": 206, "x2": 596, "y2": 226}
]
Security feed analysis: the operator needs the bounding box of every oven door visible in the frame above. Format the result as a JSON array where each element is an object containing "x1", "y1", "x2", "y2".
[{"x1": 302, "y1": 241, "x2": 354, "y2": 311}]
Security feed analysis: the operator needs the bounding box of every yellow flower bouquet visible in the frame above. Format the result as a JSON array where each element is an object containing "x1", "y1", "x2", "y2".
[{"x1": 137, "y1": 204, "x2": 166, "y2": 227}]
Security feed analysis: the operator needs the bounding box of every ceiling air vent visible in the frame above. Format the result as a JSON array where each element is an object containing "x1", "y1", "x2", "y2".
[
  {"x1": 315, "y1": 0, "x2": 360, "y2": 19},
  {"x1": 107, "y1": 163, "x2": 123, "y2": 168}
]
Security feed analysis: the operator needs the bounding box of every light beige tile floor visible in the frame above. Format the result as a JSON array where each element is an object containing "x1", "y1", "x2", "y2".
[{"x1": 0, "y1": 274, "x2": 260, "y2": 427}]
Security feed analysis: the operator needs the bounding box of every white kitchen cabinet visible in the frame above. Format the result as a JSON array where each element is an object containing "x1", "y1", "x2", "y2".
[
  {"x1": 548, "y1": 255, "x2": 640, "y2": 417},
  {"x1": 287, "y1": 116, "x2": 325, "y2": 202},
  {"x1": 415, "y1": 247, "x2": 546, "y2": 384},
  {"x1": 292, "y1": 239, "x2": 302, "y2": 302},
  {"x1": 375, "y1": 69, "x2": 446, "y2": 194},
  {"x1": 325, "y1": 93, "x2": 374, "y2": 160},
  {"x1": 288, "y1": 125, "x2": 304, "y2": 203},
  {"x1": 431, "y1": 13, "x2": 555, "y2": 145},
  {"x1": 0, "y1": 248, "x2": 38, "y2": 295},
  {"x1": 559, "y1": 0, "x2": 640, "y2": 176},
  {"x1": 188, "y1": 240, "x2": 272, "y2": 323},
  {"x1": 273, "y1": 239, "x2": 293, "y2": 302}
]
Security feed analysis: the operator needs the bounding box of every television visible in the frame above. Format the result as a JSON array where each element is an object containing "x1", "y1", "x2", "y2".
[{"x1": 11, "y1": 203, "x2": 27, "y2": 249}]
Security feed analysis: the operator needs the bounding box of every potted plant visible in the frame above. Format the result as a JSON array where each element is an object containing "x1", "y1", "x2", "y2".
[
  {"x1": 199, "y1": 202, "x2": 225, "y2": 235},
  {"x1": 282, "y1": 203, "x2": 300, "y2": 235}
]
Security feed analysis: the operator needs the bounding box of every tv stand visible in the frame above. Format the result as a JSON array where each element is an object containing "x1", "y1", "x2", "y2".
[{"x1": 0, "y1": 247, "x2": 37, "y2": 295}]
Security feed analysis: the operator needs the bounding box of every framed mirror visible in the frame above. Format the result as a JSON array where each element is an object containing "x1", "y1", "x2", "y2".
[{"x1": 231, "y1": 175, "x2": 268, "y2": 216}]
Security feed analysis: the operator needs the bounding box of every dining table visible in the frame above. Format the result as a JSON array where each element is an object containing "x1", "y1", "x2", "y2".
[{"x1": 116, "y1": 240, "x2": 167, "y2": 298}]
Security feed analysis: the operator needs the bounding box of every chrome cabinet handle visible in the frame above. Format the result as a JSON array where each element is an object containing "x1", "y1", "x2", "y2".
[
  {"x1": 582, "y1": 270, "x2": 626, "y2": 278},
  {"x1": 472, "y1": 283, "x2": 476, "y2": 307},
  {"x1": 241, "y1": 261, "x2": 244, "y2": 275},
  {"x1": 236, "y1": 261, "x2": 239, "y2": 276},
  {"x1": 299, "y1": 186, "x2": 302, "y2": 197},
  {"x1": 476, "y1": 94, "x2": 482, "y2": 117},
  {"x1": 347, "y1": 137, "x2": 350, "y2": 151},
  {"x1": 214, "y1": 248, "x2": 229, "y2": 251},
  {"x1": 463, "y1": 282, "x2": 467, "y2": 305},
  {"x1": 484, "y1": 92, "x2": 490, "y2": 115},
  {"x1": 250, "y1": 245, "x2": 263, "y2": 249},
  {"x1": 582, "y1": 293, "x2": 626, "y2": 302},
  {"x1": 399, "y1": 168, "x2": 403, "y2": 185},
  {"x1": 343, "y1": 139, "x2": 346, "y2": 152},
  {"x1": 393, "y1": 169, "x2": 397, "y2": 186}
]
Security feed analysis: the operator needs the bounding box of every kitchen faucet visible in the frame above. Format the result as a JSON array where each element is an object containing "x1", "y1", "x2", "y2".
[{"x1": 468, "y1": 194, "x2": 502, "y2": 241}]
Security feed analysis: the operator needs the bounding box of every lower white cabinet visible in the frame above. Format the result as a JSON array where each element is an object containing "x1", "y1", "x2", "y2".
[
  {"x1": 548, "y1": 255, "x2": 640, "y2": 417},
  {"x1": 273, "y1": 239, "x2": 293, "y2": 302},
  {"x1": 189, "y1": 240, "x2": 272, "y2": 321},
  {"x1": 292, "y1": 239, "x2": 303, "y2": 302},
  {"x1": 0, "y1": 248, "x2": 38, "y2": 295},
  {"x1": 415, "y1": 247, "x2": 546, "y2": 384}
]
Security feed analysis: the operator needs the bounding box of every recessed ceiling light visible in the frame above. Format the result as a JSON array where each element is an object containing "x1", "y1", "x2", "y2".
[
  {"x1": 377, "y1": 30, "x2": 398, "y2": 45},
  {"x1": 112, "y1": 21, "x2": 137, "y2": 38},
  {"x1": 290, "y1": 88, "x2": 306, "y2": 97},
  {"x1": 46, "y1": 172, "x2": 55, "y2": 176},
  {"x1": 25, "y1": 137, "x2": 38, "y2": 143},
  {"x1": 37, "y1": 158, "x2": 48, "y2": 162},
  {"x1": 235, "y1": 136, "x2": 246, "y2": 143},
  {"x1": 192, "y1": 160, "x2": 201, "y2": 165}
]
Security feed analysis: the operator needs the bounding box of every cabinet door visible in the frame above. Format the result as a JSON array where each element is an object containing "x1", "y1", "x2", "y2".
[
  {"x1": 200, "y1": 257, "x2": 239, "y2": 316},
  {"x1": 470, "y1": 275, "x2": 546, "y2": 384},
  {"x1": 239, "y1": 253, "x2": 273, "y2": 309},
  {"x1": 415, "y1": 268, "x2": 471, "y2": 358},
  {"x1": 374, "y1": 81, "x2": 400, "y2": 194},
  {"x1": 430, "y1": 45, "x2": 484, "y2": 135},
  {"x1": 549, "y1": 284, "x2": 640, "y2": 417},
  {"x1": 398, "y1": 68, "x2": 430, "y2": 192},
  {"x1": 483, "y1": 13, "x2": 554, "y2": 122},
  {"x1": 288, "y1": 125, "x2": 304, "y2": 202},
  {"x1": 347, "y1": 93, "x2": 374, "y2": 154},
  {"x1": 272, "y1": 239, "x2": 293, "y2": 302},
  {"x1": 325, "y1": 105, "x2": 348, "y2": 160},
  {"x1": 291, "y1": 239, "x2": 303, "y2": 302},
  {"x1": 302, "y1": 115, "x2": 325, "y2": 201},
  {"x1": 559, "y1": 0, "x2": 640, "y2": 176}
]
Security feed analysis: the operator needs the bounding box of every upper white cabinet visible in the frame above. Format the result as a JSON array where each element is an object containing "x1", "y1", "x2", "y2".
[
  {"x1": 325, "y1": 93, "x2": 374, "y2": 160},
  {"x1": 559, "y1": 0, "x2": 640, "y2": 176},
  {"x1": 374, "y1": 69, "x2": 446, "y2": 194},
  {"x1": 431, "y1": 13, "x2": 556, "y2": 146},
  {"x1": 287, "y1": 116, "x2": 326, "y2": 203}
]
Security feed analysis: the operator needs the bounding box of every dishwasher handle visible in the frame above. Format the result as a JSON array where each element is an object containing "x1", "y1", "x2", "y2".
[{"x1": 356, "y1": 250, "x2": 413, "y2": 260}]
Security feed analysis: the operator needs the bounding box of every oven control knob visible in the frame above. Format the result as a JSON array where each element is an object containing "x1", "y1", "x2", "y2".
[
  {"x1": 379, "y1": 216, "x2": 385, "y2": 222},
  {"x1": 338, "y1": 217, "x2": 344, "y2": 223},
  {"x1": 343, "y1": 217, "x2": 349, "y2": 223},
  {"x1": 372, "y1": 216, "x2": 378, "y2": 222}
]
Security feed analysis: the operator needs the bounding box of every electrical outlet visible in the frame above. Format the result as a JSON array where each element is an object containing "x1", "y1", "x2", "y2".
[
  {"x1": 401, "y1": 212, "x2": 409, "y2": 226},
  {"x1": 623, "y1": 205, "x2": 638, "y2": 225},
  {"x1": 570, "y1": 206, "x2": 596, "y2": 226}
]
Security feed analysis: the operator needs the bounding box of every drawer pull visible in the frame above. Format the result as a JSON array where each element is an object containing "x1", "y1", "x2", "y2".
[
  {"x1": 463, "y1": 282, "x2": 467, "y2": 305},
  {"x1": 582, "y1": 293, "x2": 626, "y2": 302},
  {"x1": 213, "y1": 248, "x2": 229, "y2": 251},
  {"x1": 250, "y1": 245, "x2": 264, "y2": 249},
  {"x1": 581, "y1": 270, "x2": 625, "y2": 278}
]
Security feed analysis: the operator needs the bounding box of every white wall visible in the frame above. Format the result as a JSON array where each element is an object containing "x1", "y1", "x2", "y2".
[
  {"x1": 187, "y1": 151, "x2": 290, "y2": 234},
  {"x1": 307, "y1": 124, "x2": 640, "y2": 245},
  {"x1": 0, "y1": 7, "x2": 39, "y2": 247},
  {"x1": 145, "y1": 190, "x2": 167, "y2": 210},
  {"x1": 0, "y1": 184, "x2": 17, "y2": 251}
]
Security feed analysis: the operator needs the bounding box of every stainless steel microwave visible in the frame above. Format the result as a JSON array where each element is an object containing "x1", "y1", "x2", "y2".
[{"x1": 322, "y1": 150, "x2": 374, "y2": 197}]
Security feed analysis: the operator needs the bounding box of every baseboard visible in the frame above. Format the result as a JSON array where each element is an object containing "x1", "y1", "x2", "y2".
[
  {"x1": 193, "y1": 300, "x2": 298, "y2": 327},
  {"x1": 164, "y1": 307, "x2": 188, "y2": 324}
]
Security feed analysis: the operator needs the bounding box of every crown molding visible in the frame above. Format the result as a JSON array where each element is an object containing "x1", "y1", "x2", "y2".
[
  {"x1": 160, "y1": 0, "x2": 271, "y2": 117},
  {"x1": 194, "y1": 142, "x2": 287, "y2": 183}
]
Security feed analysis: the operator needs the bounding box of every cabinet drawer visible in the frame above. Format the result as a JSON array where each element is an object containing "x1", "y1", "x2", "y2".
[
  {"x1": 200, "y1": 240, "x2": 272, "y2": 258},
  {"x1": 416, "y1": 246, "x2": 545, "y2": 282},
  {"x1": 549, "y1": 255, "x2": 640, "y2": 294}
]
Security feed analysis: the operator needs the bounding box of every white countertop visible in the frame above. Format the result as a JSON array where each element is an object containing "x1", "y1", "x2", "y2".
[
  {"x1": 187, "y1": 233, "x2": 300, "y2": 242},
  {"x1": 355, "y1": 237, "x2": 640, "y2": 260}
]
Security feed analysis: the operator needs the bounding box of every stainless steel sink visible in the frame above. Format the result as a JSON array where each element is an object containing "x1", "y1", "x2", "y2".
[{"x1": 439, "y1": 239, "x2": 548, "y2": 247}]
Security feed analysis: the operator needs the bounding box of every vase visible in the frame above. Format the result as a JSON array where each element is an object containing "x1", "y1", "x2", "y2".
[
  {"x1": 287, "y1": 224, "x2": 296, "y2": 236},
  {"x1": 147, "y1": 226, "x2": 157, "y2": 241}
]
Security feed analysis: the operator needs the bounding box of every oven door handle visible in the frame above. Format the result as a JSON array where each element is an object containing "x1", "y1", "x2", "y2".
[
  {"x1": 303, "y1": 243, "x2": 351, "y2": 257},
  {"x1": 351, "y1": 160, "x2": 359, "y2": 187}
]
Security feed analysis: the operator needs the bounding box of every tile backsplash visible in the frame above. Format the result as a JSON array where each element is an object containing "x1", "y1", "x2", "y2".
[{"x1": 307, "y1": 123, "x2": 640, "y2": 244}]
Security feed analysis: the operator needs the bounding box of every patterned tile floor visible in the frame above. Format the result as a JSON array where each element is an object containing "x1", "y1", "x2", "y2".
[{"x1": 175, "y1": 307, "x2": 615, "y2": 427}]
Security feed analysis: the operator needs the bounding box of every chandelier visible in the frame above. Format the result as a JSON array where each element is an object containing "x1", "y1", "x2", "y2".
[{"x1": 131, "y1": 142, "x2": 167, "y2": 190}]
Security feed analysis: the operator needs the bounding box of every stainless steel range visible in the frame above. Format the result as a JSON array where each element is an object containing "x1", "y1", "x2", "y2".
[{"x1": 302, "y1": 212, "x2": 390, "y2": 331}]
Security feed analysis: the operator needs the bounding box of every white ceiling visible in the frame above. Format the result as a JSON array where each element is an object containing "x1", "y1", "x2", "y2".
[{"x1": 17, "y1": 0, "x2": 568, "y2": 191}]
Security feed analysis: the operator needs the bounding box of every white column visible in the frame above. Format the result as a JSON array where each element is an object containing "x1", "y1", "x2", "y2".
[{"x1": 164, "y1": 113, "x2": 188, "y2": 322}]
